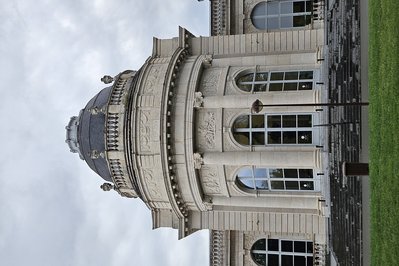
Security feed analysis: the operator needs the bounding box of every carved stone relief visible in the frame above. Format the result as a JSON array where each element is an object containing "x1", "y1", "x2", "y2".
[
  {"x1": 200, "y1": 69, "x2": 221, "y2": 96},
  {"x1": 200, "y1": 166, "x2": 221, "y2": 195},
  {"x1": 143, "y1": 65, "x2": 165, "y2": 94},
  {"x1": 244, "y1": 233, "x2": 257, "y2": 250},
  {"x1": 139, "y1": 111, "x2": 151, "y2": 152},
  {"x1": 142, "y1": 169, "x2": 164, "y2": 200},
  {"x1": 198, "y1": 111, "x2": 216, "y2": 151}
]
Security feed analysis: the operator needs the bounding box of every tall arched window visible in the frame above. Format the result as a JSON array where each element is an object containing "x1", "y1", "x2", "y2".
[
  {"x1": 236, "y1": 167, "x2": 315, "y2": 191},
  {"x1": 251, "y1": 1, "x2": 312, "y2": 30},
  {"x1": 232, "y1": 114, "x2": 313, "y2": 145},
  {"x1": 236, "y1": 70, "x2": 313, "y2": 93},
  {"x1": 251, "y1": 238, "x2": 313, "y2": 265}
]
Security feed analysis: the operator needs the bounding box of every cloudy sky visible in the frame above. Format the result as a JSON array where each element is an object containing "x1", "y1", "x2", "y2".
[{"x1": 0, "y1": 1, "x2": 210, "y2": 265}]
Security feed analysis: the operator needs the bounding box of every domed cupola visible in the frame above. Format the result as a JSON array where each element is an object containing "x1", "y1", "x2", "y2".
[{"x1": 66, "y1": 70, "x2": 139, "y2": 198}]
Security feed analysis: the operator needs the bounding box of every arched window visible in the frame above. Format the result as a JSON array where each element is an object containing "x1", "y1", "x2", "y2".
[
  {"x1": 236, "y1": 70, "x2": 313, "y2": 93},
  {"x1": 236, "y1": 167, "x2": 315, "y2": 191},
  {"x1": 232, "y1": 114, "x2": 313, "y2": 145},
  {"x1": 251, "y1": 238, "x2": 313, "y2": 265},
  {"x1": 251, "y1": 1, "x2": 312, "y2": 30}
]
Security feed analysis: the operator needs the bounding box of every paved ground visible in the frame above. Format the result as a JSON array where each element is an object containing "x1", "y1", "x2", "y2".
[{"x1": 326, "y1": 0, "x2": 369, "y2": 265}]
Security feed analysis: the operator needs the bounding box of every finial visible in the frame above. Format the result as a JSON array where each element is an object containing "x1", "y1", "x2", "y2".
[
  {"x1": 101, "y1": 75, "x2": 114, "y2": 84},
  {"x1": 100, "y1": 183, "x2": 113, "y2": 191}
]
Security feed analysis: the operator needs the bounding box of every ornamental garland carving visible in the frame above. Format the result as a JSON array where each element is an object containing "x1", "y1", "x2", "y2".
[
  {"x1": 144, "y1": 65, "x2": 165, "y2": 94},
  {"x1": 139, "y1": 111, "x2": 151, "y2": 152},
  {"x1": 198, "y1": 112, "x2": 216, "y2": 150},
  {"x1": 200, "y1": 69, "x2": 221, "y2": 96},
  {"x1": 201, "y1": 166, "x2": 221, "y2": 194},
  {"x1": 142, "y1": 169, "x2": 163, "y2": 200}
]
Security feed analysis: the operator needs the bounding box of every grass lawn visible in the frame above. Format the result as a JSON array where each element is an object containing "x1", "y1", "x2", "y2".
[{"x1": 369, "y1": 0, "x2": 399, "y2": 265}]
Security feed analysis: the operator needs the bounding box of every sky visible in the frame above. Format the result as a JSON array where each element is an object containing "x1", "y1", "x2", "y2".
[{"x1": 0, "y1": 1, "x2": 210, "y2": 265}]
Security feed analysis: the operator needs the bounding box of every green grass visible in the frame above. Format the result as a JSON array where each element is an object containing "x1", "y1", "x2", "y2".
[{"x1": 369, "y1": 0, "x2": 399, "y2": 265}]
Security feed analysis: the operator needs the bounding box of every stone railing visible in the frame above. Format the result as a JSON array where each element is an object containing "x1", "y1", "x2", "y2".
[
  {"x1": 210, "y1": 0, "x2": 227, "y2": 36},
  {"x1": 210, "y1": 230, "x2": 226, "y2": 266},
  {"x1": 314, "y1": 243, "x2": 327, "y2": 265},
  {"x1": 312, "y1": 0, "x2": 325, "y2": 22}
]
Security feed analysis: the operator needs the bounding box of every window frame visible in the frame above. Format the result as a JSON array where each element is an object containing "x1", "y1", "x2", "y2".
[
  {"x1": 251, "y1": 238, "x2": 314, "y2": 266},
  {"x1": 236, "y1": 166, "x2": 318, "y2": 192},
  {"x1": 251, "y1": 0, "x2": 313, "y2": 30},
  {"x1": 236, "y1": 69, "x2": 315, "y2": 93},
  {"x1": 232, "y1": 113, "x2": 315, "y2": 146}
]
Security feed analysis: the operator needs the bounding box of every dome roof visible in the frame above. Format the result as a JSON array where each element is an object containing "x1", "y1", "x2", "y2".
[{"x1": 67, "y1": 86, "x2": 113, "y2": 182}]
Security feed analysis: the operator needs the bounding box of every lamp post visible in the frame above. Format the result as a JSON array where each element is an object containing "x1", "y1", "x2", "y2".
[{"x1": 251, "y1": 99, "x2": 369, "y2": 113}]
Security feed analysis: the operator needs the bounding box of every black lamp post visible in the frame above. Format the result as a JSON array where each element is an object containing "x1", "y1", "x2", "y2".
[{"x1": 251, "y1": 99, "x2": 369, "y2": 113}]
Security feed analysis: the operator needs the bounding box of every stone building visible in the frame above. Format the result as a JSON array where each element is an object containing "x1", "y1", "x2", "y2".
[{"x1": 66, "y1": 0, "x2": 328, "y2": 265}]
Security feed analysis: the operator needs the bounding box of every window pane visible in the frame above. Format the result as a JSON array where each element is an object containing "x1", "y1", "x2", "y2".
[
  {"x1": 237, "y1": 73, "x2": 254, "y2": 83},
  {"x1": 282, "y1": 240, "x2": 293, "y2": 251},
  {"x1": 254, "y1": 84, "x2": 267, "y2": 92},
  {"x1": 234, "y1": 116, "x2": 250, "y2": 128},
  {"x1": 268, "y1": 132, "x2": 282, "y2": 144},
  {"x1": 298, "y1": 131, "x2": 312, "y2": 144},
  {"x1": 283, "y1": 131, "x2": 296, "y2": 144},
  {"x1": 255, "y1": 180, "x2": 268, "y2": 189},
  {"x1": 269, "y1": 83, "x2": 283, "y2": 91},
  {"x1": 283, "y1": 115, "x2": 296, "y2": 127},
  {"x1": 299, "y1": 169, "x2": 313, "y2": 178},
  {"x1": 269, "y1": 168, "x2": 283, "y2": 178},
  {"x1": 305, "y1": 15, "x2": 311, "y2": 25},
  {"x1": 271, "y1": 180, "x2": 284, "y2": 189},
  {"x1": 254, "y1": 168, "x2": 267, "y2": 178},
  {"x1": 281, "y1": 2, "x2": 293, "y2": 14},
  {"x1": 285, "y1": 71, "x2": 299, "y2": 80},
  {"x1": 293, "y1": 1, "x2": 305, "y2": 12},
  {"x1": 294, "y1": 241, "x2": 306, "y2": 253},
  {"x1": 271, "y1": 72, "x2": 284, "y2": 80},
  {"x1": 306, "y1": 1, "x2": 312, "y2": 12},
  {"x1": 267, "y1": 2, "x2": 279, "y2": 15},
  {"x1": 238, "y1": 177, "x2": 254, "y2": 189},
  {"x1": 300, "y1": 181, "x2": 314, "y2": 190},
  {"x1": 252, "y1": 254, "x2": 266, "y2": 266},
  {"x1": 293, "y1": 15, "x2": 306, "y2": 27},
  {"x1": 267, "y1": 17, "x2": 279, "y2": 29},
  {"x1": 268, "y1": 254, "x2": 279, "y2": 265},
  {"x1": 299, "y1": 71, "x2": 313, "y2": 79},
  {"x1": 281, "y1": 16, "x2": 293, "y2": 28},
  {"x1": 253, "y1": 239, "x2": 266, "y2": 250},
  {"x1": 268, "y1": 239, "x2": 279, "y2": 251},
  {"x1": 268, "y1": 115, "x2": 281, "y2": 128},
  {"x1": 307, "y1": 242, "x2": 313, "y2": 253},
  {"x1": 252, "y1": 132, "x2": 265, "y2": 145},
  {"x1": 253, "y1": 18, "x2": 267, "y2": 29},
  {"x1": 299, "y1": 82, "x2": 313, "y2": 90},
  {"x1": 252, "y1": 2, "x2": 266, "y2": 16},
  {"x1": 238, "y1": 167, "x2": 252, "y2": 178},
  {"x1": 282, "y1": 255, "x2": 294, "y2": 266},
  {"x1": 286, "y1": 181, "x2": 299, "y2": 190},
  {"x1": 298, "y1": 115, "x2": 312, "y2": 127},
  {"x1": 256, "y1": 72, "x2": 268, "y2": 81},
  {"x1": 233, "y1": 132, "x2": 250, "y2": 145},
  {"x1": 284, "y1": 169, "x2": 298, "y2": 178},
  {"x1": 252, "y1": 115, "x2": 265, "y2": 128},
  {"x1": 294, "y1": 256, "x2": 306, "y2": 265},
  {"x1": 284, "y1": 82, "x2": 298, "y2": 91}
]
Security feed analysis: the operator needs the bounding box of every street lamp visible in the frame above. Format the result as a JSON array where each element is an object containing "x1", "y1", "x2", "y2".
[{"x1": 251, "y1": 99, "x2": 369, "y2": 113}]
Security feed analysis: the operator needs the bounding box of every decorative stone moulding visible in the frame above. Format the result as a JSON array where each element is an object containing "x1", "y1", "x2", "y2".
[
  {"x1": 159, "y1": 43, "x2": 192, "y2": 238},
  {"x1": 103, "y1": 71, "x2": 137, "y2": 198}
]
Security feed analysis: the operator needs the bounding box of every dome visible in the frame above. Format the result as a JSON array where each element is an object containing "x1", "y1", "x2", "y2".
[{"x1": 66, "y1": 86, "x2": 113, "y2": 182}]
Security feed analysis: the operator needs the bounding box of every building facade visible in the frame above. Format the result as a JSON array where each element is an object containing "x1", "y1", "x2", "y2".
[{"x1": 66, "y1": 0, "x2": 328, "y2": 265}]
